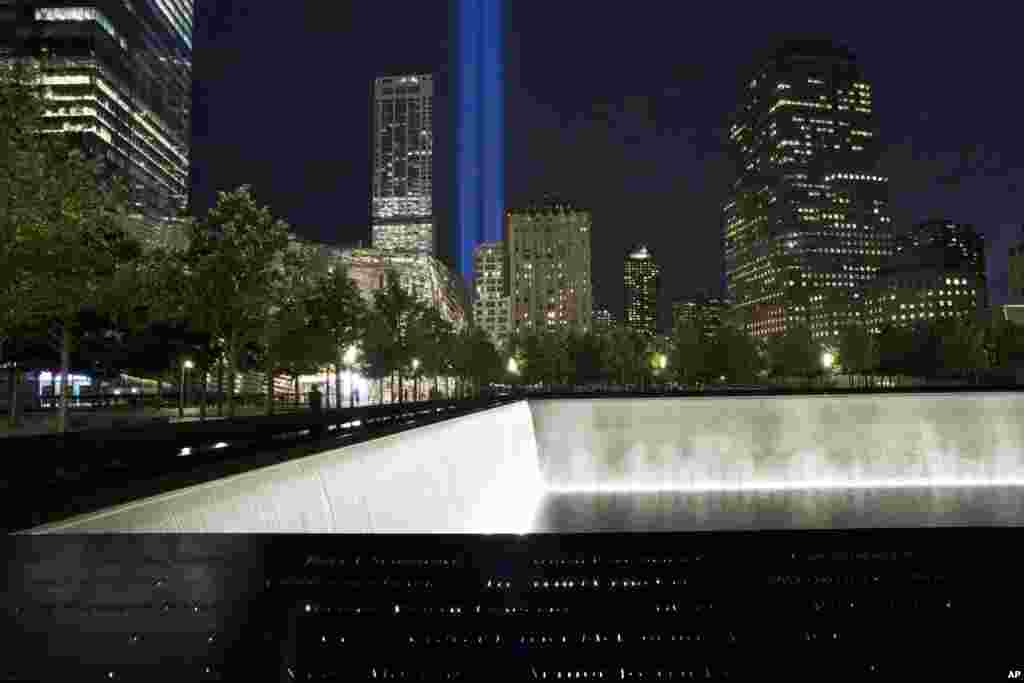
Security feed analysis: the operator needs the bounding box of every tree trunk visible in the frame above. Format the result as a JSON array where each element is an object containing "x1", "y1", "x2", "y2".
[
  {"x1": 57, "y1": 322, "x2": 71, "y2": 434},
  {"x1": 265, "y1": 370, "x2": 274, "y2": 416},
  {"x1": 7, "y1": 365, "x2": 19, "y2": 429},
  {"x1": 226, "y1": 332, "x2": 238, "y2": 418},
  {"x1": 216, "y1": 358, "x2": 224, "y2": 417},
  {"x1": 199, "y1": 369, "x2": 207, "y2": 421},
  {"x1": 293, "y1": 375, "x2": 300, "y2": 410},
  {"x1": 336, "y1": 349, "x2": 343, "y2": 411}
]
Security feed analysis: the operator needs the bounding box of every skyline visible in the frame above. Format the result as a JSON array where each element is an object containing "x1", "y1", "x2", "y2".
[{"x1": 191, "y1": 3, "x2": 1023, "y2": 330}]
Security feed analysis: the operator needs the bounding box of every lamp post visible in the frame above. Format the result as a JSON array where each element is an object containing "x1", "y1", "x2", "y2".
[{"x1": 179, "y1": 359, "x2": 193, "y2": 419}]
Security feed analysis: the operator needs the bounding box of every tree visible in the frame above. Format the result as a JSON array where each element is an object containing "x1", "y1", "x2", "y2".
[
  {"x1": 600, "y1": 325, "x2": 648, "y2": 389},
  {"x1": 708, "y1": 326, "x2": 762, "y2": 384},
  {"x1": 566, "y1": 329, "x2": 605, "y2": 388},
  {"x1": 905, "y1": 321, "x2": 942, "y2": 381},
  {"x1": 875, "y1": 324, "x2": 915, "y2": 387},
  {"x1": 358, "y1": 271, "x2": 418, "y2": 403},
  {"x1": 361, "y1": 309, "x2": 396, "y2": 405},
  {"x1": 670, "y1": 322, "x2": 708, "y2": 386},
  {"x1": 766, "y1": 325, "x2": 820, "y2": 387},
  {"x1": 17, "y1": 136, "x2": 144, "y2": 432},
  {"x1": 527, "y1": 327, "x2": 573, "y2": 390},
  {"x1": 456, "y1": 326, "x2": 503, "y2": 397},
  {"x1": 307, "y1": 264, "x2": 368, "y2": 409},
  {"x1": 180, "y1": 186, "x2": 291, "y2": 417},
  {"x1": 937, "y1": 317, "x2": 988, "y2": 384},
  {"x1": 255, "y1": 241, "x2": 334, "y2": 414},
  {"x1": 836, "y1": 324, "x2": 876, "y2": 388},
  {"x1": 406, "y1": 303, "x2": 452, "y2": 401},
  {"x1": 987, "y1": 316, "x2": 1024, "y2": 370},
  {"x1": 1, "y1": 58, "x2": 69, "y2": 426}
]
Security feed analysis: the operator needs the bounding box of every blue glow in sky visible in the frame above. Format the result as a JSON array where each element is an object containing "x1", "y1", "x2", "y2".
[{"x1": 453, "y1": 0, "x2": 504, "y2": 287}]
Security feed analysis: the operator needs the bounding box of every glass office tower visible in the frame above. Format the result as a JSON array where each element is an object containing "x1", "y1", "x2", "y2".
[
  {"x1": 724, "y1": 40, "x2": 895, "y2": 341},
  {"x1": 624, "y1": 244, "x2": 660, "y2": 338},
  {"x1": 0, "y1": 1, "x2": 192, "y2": 225},
  {"x1": 372, "y1": 73, "x2": 435, "y2": 256}
]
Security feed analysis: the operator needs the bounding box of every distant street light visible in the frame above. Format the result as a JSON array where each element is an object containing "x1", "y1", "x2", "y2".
[
  {"x1": 507, "y1": 357, "x2": 519, "y2": 375},
  {"x1": 822, "y1": 351, "x2": 834, "y2": 370}
]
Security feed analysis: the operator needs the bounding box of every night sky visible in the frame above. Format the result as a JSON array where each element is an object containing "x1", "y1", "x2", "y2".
[{"x1": 191, "y1": 2, "x2": 1023, "y2": 329}]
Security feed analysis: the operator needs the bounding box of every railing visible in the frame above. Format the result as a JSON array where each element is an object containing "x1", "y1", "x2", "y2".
[
  {"x1": 28, "y1": 392, "x2": 289, "y2": 411},
  {"x1": 516, "y1": 381, "x2": 1024, "y2": 399},
  {"x1": 4, "y1": 395, "x2": 521, "y2": 533}
]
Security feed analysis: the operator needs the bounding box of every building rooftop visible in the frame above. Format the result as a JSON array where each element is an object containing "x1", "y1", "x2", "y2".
[
  {"x1": 627, "y1": 244, "x2": 653, "y2": 260},
  {"x1": 509, "y1": 194, "x2": 586, "y2": 215}
]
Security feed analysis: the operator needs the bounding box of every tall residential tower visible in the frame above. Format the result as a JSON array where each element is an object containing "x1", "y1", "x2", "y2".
[
  {"x1": 624, "y1": 244, "x2": 660, "y2": 337},
  {"x1": 505, "y1": 196, "x2": 592, "y2": 336},
  {"x1": 472, "y1": 241, "x2": 511, "y2": 349},
  {"x1": 724, "y1": 40, "x2": 896, "y2": 341}
]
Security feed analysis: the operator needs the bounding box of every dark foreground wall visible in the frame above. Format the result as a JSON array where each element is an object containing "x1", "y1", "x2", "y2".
[{"x1": 3, "y1": 531, "x2": 1022, "y2": 681}]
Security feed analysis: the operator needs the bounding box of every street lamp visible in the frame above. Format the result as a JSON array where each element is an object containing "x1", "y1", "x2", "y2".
[
  {"x1": 822, "y1": 351, "x2": 834, "y2": 370},
  {"x1": 179, "y1": 359, "x2": 194, "y2": 419}
]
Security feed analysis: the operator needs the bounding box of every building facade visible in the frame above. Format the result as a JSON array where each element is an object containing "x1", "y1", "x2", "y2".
[
  {"x1": 372, "y1": 222, "x2": 433, "y2": 255},
  {"x1": 624, "y1": 244, "x2": 659, "y2": 337},
  {"x1": 862, "y1": 220, "x2": 986, "y2": 334},
  {"x1": 672, "y1": 292, "x2": 731, "y2": 344},
  {"x1": 339, "y1": 248, "x2": 468, "y2": 332},
  {"x1": 472, "y1": 242, "x2": 511, "y2": 350},
  {"x1": 724, "y1": 40, "x2": 896, "y2": 342},
  {"x1": 505, "y1": 197, "x2": 592, "y2": 336},
  {"x1": 1, "y1": 0, "x2": 192, "y2": 225},
  {"x1": 591, "y1": 306, "x2": 615, "y2": 333},
  {"x1": 450, "y1": 0, "x2": 504, "y2": 286},
  {"x1": 372, "y1": 74, "x2": 435, "y2": 256}
]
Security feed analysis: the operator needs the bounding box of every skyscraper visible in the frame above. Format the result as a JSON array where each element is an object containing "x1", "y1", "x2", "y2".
[
  {"x1": 506, "y1": 196, "x2": 592, "y2": 336},
  {"x1": 450, "y1": 0, "x2": 504, "y2": 288},
  {"x1": 624, "y1": 244, "x2": 660, "y2": 337},
  {"x1": 863, "y1": 220, "x2": 987, "y2": 333},
  {"x1": 473, "y1": 241, "x2": 511, "y2": 349},
  {"x1": 724, "y1": 40, "x2": 896, "y2": 341},
  {"x1": 372, "y1": 73, "x2": 435, "y2": 256},
  {"x1": 0, "y1": 1, "x2": 192, "y2": 225}
]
